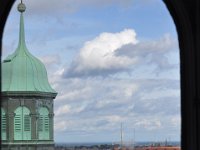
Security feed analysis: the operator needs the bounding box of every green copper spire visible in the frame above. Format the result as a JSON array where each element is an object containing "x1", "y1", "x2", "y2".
[
  {"x1": 17, "y1": 1, "x2": 26, "y2": 51},
  {"x1": 2, "y1": 1, "x2": 57, "y2": 96}
]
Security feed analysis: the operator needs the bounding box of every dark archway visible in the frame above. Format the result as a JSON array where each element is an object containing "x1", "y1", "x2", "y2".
[
  {"x1": 164, "y1": 1, "x2": 200, "y2": 150},
  {"x1": 1, "y1": 0, "x2": 200, "y2": 149}
]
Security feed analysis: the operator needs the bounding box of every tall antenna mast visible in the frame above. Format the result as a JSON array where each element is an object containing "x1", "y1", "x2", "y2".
[{"x1": 120, "y1": 123, "x2": 123, "y2": 149}]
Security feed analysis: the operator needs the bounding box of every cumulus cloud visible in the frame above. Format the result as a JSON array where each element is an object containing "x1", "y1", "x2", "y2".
[
  {"x1": 62, "y1": 30, "x2": 178, "y2": 78},
  {"x1": 117, "y1": 34, "x2": 176, "y2": 55},
  {"x1": 115, "y1": 34, "x2": 178, "y2": 71},
  {"x1": 63, "y1": 29, "x2": 138, "y2": 77}
]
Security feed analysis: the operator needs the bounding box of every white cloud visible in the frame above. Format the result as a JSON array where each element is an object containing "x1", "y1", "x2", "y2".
[
  {"x1": 62, "y1": 30, "x2": 178, "y2": 78},
  {"x1": 115, "y1": 34, "x2": 178, "y2": 69},
  {"x1": 64, "y1": 29, "x2": 138, "y2": 77}
]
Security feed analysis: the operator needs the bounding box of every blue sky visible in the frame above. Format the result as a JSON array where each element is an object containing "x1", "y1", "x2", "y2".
[{"x1": 3, "y1": 0, "x2": 180, "y2": 143}]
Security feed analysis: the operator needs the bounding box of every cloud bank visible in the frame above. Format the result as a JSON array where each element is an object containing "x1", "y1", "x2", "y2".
[
  {"x1": 49, "y1": 28, "x2": 180, "y2": 142},
  {"x1": 63, "y1": 29, "x2": 138, "y2": 77},
  {"x1": 63, "y1": 29, "x2": 177, "y2": 78}
]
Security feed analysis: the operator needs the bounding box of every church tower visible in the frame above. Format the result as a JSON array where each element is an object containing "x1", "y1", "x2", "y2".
[{"x1": 1, "y1": 1, "x2": 57, "y2": 150}]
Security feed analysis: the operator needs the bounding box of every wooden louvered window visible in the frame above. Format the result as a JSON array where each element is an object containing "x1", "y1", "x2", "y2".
[
  {"x1": 2, "y1": 115, "x2": 6, "y2": 131},
  {"x1": 14, "y1": 106, "x2": 31, "y2": 140},
  {"x1": 24, "y1": 115, "x2": 30, "y2": 131},
  {"x1": 14, "y1": 115, "x2": 21, "y2": 131},
  {"x1": 38, "y1": 107, "x2": 50, "y2": 140},
  {"x1": 44, "y1": 116, "x2": 49, "y2": 131},
  {"x1": 1, "y1": 108, "x2": 7, "y2": 140}
]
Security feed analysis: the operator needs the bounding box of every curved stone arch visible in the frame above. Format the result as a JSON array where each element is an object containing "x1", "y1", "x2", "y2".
[
  {"x1": 38, "y1": 106, "x2": 50, "y2": 140},
  {"x1": 1, "y1": 108, "x2": 7, "y2": 140},
  {"x1": 11, "y1": 101, "x2": 34, "y2": 115},
  {"x1": 14, "y1": 106, "x2": 31, "y2": 140}
]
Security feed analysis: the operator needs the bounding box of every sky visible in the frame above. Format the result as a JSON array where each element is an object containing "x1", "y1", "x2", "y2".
[{"x1": 3, "y1": 0, "x2": 180, "y2": 143}]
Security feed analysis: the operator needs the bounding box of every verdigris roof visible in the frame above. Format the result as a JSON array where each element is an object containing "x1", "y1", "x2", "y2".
[{"x1": 2, "y1": 4, "x2": 57, "y2": 95}]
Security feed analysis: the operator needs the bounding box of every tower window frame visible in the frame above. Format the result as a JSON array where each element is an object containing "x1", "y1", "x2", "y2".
[
  {"x1": 38, "y1": 107, "x2": 50, "y2": 140},
  {"x1": 14, "y1": 106, "x2": 31, "y2": 140}
]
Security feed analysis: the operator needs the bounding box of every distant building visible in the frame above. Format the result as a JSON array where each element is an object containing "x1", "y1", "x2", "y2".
[{"x1": 1, "y1": 1, "x2": 57, "y2": 150}]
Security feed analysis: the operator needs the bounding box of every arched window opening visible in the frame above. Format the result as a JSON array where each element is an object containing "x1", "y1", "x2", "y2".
[
  {"x1": 1, "y1": 108, "x2": 7, "y2": 140},
  {"x1": 1, "y1": 0, "x2": 182, "y2": 148},
  {"x1": 2, "y1": 0, "x2": 200, "y2": 150},
  {"x1": 38, "y1": 107, "x2": 50, "y2": 140},
  {"x1": 14, "y1": 106, "x2": 31, "y2": 140}
]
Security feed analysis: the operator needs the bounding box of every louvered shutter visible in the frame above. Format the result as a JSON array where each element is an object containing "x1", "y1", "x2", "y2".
[
  {"x1": 38, "y1": 107, "x2": 49, "y2": 140},
  {"x1": 24, "y1": 115, "x2": 30, "y2": 131},
  {"x1": 44, "y1": 116, "x2": 49, "y2": 131},
  {"x1": 14, "y1": 108, "x2": 22, "y2": 140},
  {"x1": 14, "y1": 107, "x2": 31, "y2": 140},
  {"x1": 1, "y1": 109, "x2": 6, "y2": 140}
]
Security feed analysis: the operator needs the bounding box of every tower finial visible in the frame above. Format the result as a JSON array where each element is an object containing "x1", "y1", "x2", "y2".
[{"x1": 18, "y1": 0, "x2": 26, "y2": 13}]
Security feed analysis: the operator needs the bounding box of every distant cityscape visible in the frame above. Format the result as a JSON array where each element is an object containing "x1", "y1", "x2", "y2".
[{"x1": 55, "y1": 141, "x2": 181, "y2": 150}]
